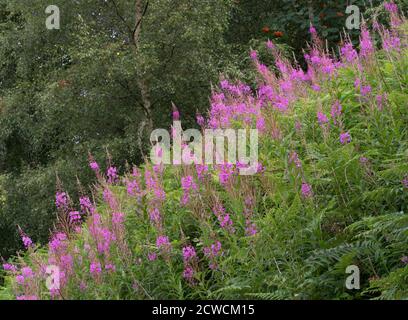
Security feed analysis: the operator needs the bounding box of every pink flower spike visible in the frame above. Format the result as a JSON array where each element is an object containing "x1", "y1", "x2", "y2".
[
  {"x1": 250, "y1": 50, "x2": 258, "y2": 61},
  {"x1": 340, "y1": 132, "x2": 351, "y2": 145},
  {"x1": 309, "y1": 25, "x2": 317, "y2": 35},
  {"x1": 266, "y1": 39, "x2": 274, "y2": 49},
  {"x1": 301, "y1": 183, "x2": 313, "y2": 199},
  {"x1": 90, "y1": 161, "x2": 99, "y2": 172}
]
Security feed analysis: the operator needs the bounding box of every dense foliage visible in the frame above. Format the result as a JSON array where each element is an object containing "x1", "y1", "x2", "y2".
[
  {"x1": 228, "y1": 0, "x2": 408, "y2": 63},
  {"x1": 1, "y1": 0, "x2": 405, "y2": 261},
  {"x1": 1, "y1": 3, "x2": 407, "y2": 300},
  {"x1": 0, "y1": 0, "x2": 243, "y2": 258}
]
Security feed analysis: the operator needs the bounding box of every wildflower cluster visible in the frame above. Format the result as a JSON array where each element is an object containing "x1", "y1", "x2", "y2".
[{"x1": 2, "y1": 4, "x2": 407, "y2": 300}]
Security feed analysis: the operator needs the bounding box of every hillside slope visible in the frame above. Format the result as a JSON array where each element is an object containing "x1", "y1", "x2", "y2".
[{"x1": 1, "y1": 9, "x2": 407, "y2": 300}]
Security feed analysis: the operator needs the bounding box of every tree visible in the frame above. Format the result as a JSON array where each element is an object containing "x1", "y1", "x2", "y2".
[
  {"x1": 0, "y1": 0, "x2": 237, "y2": 258},
  {"x1": 227, "y1": 0, "x2": 408, "y2": 64}
]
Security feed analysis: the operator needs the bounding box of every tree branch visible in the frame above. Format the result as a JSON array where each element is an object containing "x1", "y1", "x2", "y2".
[
  {"x1": 104, "y1": 0, "x2": 133, "y2": 36},
  {"x1": 132, "y1": 0, "x2": 149, "y2": 46}
]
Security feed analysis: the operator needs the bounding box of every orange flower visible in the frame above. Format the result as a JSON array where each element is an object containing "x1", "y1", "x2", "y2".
[
  {"x1": 274, "y1": 31, "x2": 283, "y2": 38},
  {"x1": 262, "y1": 26, "x2": 270, "y2": 33}
]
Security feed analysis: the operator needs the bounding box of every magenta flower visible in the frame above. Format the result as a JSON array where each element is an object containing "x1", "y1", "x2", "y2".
[
  {"x1": 402, "y1": 176, "x2": 408, "y2": 189},
  {"x1": 266, "y1": 39, "x2": 274, "y2": 49},
  {"x1": 341, "y1": 42, "x2": 358, "y2": 63},
  {"x1": 384, "y1": 2, "x2": 398, "y2": 13},
  {"x1": 273, "y1": 95, "x2": 289, "y2": 112},
  {"x1": 196, "y1": 113, "x2": 205, "y2": 126},
  {"x1": 317, "y1": 112, "x2": 329, "y2": 125},
  {"x1": 22, "y1": 235, "x2": 33, "y2": 249},
  {"x1": 310, "y1": 55, "x2": 321, "y2": 65},
  {"x1": 258, "y1": 85, "x2": 274, "y2": 102},
  {"x1": 181, "y1": 175, "x2": 198, "y2": 205},
  {"x1": 89, "y1": 161, "x2": 99, "y2": 172},
  {"x1": 55, "y1": 192, "x2": 68, "y2": 209},
  {"x1": 96, "y1": 228, "x2": 115, "y2": 254},
  {"x1": 103, "y1": 188, "x2": 118, "y2": 210},
  {"x1": 127, "y1": 179, "x2": 141, "y2": 197},
  {"x1": 360, "y1": 85, "x2": 372, "y2": 96},
  {"x1": 80, "y1": 196, "x2": 94, "y2": 214},
  {"x1": 195, "y1": 164, "x2": 209, "y2": 181},
  {"x1": 311, "y1": 84, "x2": 321, "y2": 92},
  {"x1": 257, "y1": 63, "x2": 269, "y2": 76},
  {"x1": 182, "y1": 246, "x2": 197, "y2": 263},
  {"x1": 383, "y1": 31, "x2": 401, "y2": 52},
  {"x1": 21, "y1": 267, "x2": 34, "y2": 278},
  {"x1": 144, "y1": 170, "x2": 166, "y2": 202},
  {"x1": 90, "y1": 262, "x2": 102, "y2": 276},
  {"x1": 257, "y1": 163, "x2": 267, "y2": 174},
  {"x1": 105, "y1": 264, "x2": 116, "y2": 272},
  {"x1": 360, "y1": 27, "x2": 374, "y2": 57},
  {"x1": 181, "y1": 176, "x2": 197, "y2": 192},
  {"x1": 360, "y1": 157, "x2": 369, "y2": 165},
  {"x1": 15, "y1": 275, "x2": 25, "y2": 285},
  {"x1": 49, "y1": 232, "x2": 67, "y2": 253},
  {"x1": 250, "y1": 50, "x2": 258, "y2": 61},
  {"x1": 309, "y1": 25, "x2": 317, "y2": 35},
  {"x1": 208, "y1": 241, "x2": 222, "y2": 256},
  {"x1": 301, "y1": 183, "x2": 313, "y2": 199},
  {"x1": 182, "y1": 266, "x2": 195, "y2": 280},
  {"x1": 340, "y1": 132, "x2": 351, "y2": 145},
  {"x1": 290, "y1": 69, "x2": 306, "y2": 81},
  {"x1": 354, "y1": 78, "x2": 361, "y2": 89},
  {"x1": 156, "y1": 235, "x2": 171, "y2": 250},
  {"x1": 107, "y1": 166, "x2": 118, "y2": 184},
  {"x1": 279, "y1": 80, "x2": 293, "y2": 93},
  {"x1": 3, "y1": 264, "x2": 17, "y2": 272},
  {"x1": 69, "y1": 211, "x2": 81, "y2": 223},
  {"x1": 220, "y1": 214, "x2": 234, "y2": 230},
  {"x1": 132, "y1": 167, "x2": 141, "y2": 177},
  {"x1": 204, "y1": 243, "x2": 220, "y2": 258},
  {"x1": 112, "y1": 212, "x2": 125, "y2": 225},
  {"x1": 256, "y1": 116, "x2": 266, "y2": 132},
  {"x1": 220, "y1": 80, "x2": 229, "y2": 90},
  {"x1": 16, "y1": 295, "x2": 38, "y2": 300},
  {"x1": 330, "y1": 101, "x2": 342, "y2": 125},
  {"x1": 245, "y1": 220, "x2": 257, "y2": 236},
  {"x1": 218, "y1": 163, "x2": 235, "y2": 186},
  {"x1": 203, "y1": 241, "x2": 222, "y2": 270},
  {"x1": 321, "y1": 57, "x2": 336, "y2": 75},
  {"x1": 61, "y1": 255, "x2": 74, "y2": 272},
  {"x1": 149, "y1": 208, "x2": 161, "y2": 223},
  {"x1": 376, "y1": 94, "x2": 388, "y2": 111},
  {"x1": 213, "y1": 203, "x2": 235, "y2": 233},
  {"x1": 148, "y1": 252, "x2": 157, "y2": 261}
]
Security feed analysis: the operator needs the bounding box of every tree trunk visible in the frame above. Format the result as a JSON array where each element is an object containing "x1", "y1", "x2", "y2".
[{"x1": 133, "y1": 0, "x2": 152, "y2": 158}]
